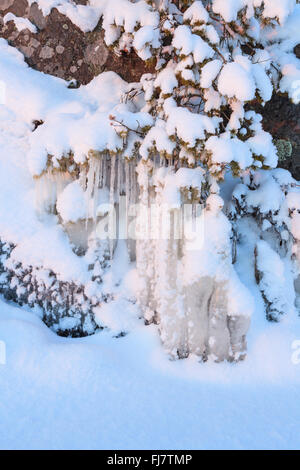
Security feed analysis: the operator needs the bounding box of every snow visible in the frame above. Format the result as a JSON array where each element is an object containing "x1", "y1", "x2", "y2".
[
  {"x1": 244, "y1": 174, "x2": 284, "y2": 214},
  {"x1": 1, "y1": 298, "x2": 300, "y2": 450},
  {"x1": 268, "y1": 4, "x2": 300, "y2": 103},
  {"x1": 101, "y1": 0, "x2": 160, "y2": 58},
  {"x1": 212, "y1": 0, "x2": 244, "y2": 23},
  {"x1": 164, "y1": 98, "x2": 219, "y2": 148},
  {"x1": 204, "y1": 24, "x2": 220, "y2": 45},
  {"x1": 0, "y1": 39, "x2": 139, "y2": 176},
  {"x1": 27, "y1": 72, "x2": 129, "y2": 175},
  {"x1": 287, "y1": 191, "x2": 300, "y2": 212},
  {"x1": 218, "y1": 61, "x2": 256, "y2": 102},
  {"x1": 247, "y1": 129, "x2": 278, "y2": 169},
  {"x1": 56, "y1": 181, "x2": 87, "y2": 223},
  {"x1": 27, "y1": 0, "x2": 102, "y2": 32},
  {"x1": 200, "y1": 59, "x2": 223, "y2": 89},
  {"x1": 280, "y1": 63, "x2": 300, "y2": 105},
  {"x1": 204, "y1": 87, "x2": 223, "y2": 112},
  {"x1": 260, "y1": 0, "x2": 296, "y2": 25},
  {"x1": 139, "y1": 120, "x2": 176, "y2": 160},
  {"x1": 205, "y1": 133, "x2": 253, "y2": 169},
  {"x1": 133, "y1": 25, "x2": 160, "y2": 60},
  {"x1": 172, "y1": 25, "x2": 214, "y2": 64},
  {"x1": 3, "y1": 13, "x2": 37, "y2": 33},
  {"x1": 175, "y1": 167, "x2": 206, "y2": 192},
  {"x1": 275, "y1": 3, "x2": 300, "y2": 47},
  {"x1": 252, "y1": 63, "x2": 273, "y2": 102},
  {"x1": 94, "y1": 295, "x2": 140, "y2": 334},
  {"x1": 256, "y1": 240, "x2": 290, "y2": 317},
  {"x1": 154, "y1": 67, "x2": 178, "y2": 95},
  {"x1": 183, "y1": 1, "x2": 209, "y2": 25},
  {"x1": 5, "y1": 223, "x2": 90, "y2": 284},
  {"x1": 291, "y1": 212, "x2": 300, "y2": 241},
  {"x1": 27, "y1": 0, "x2": 296, "y2": 34},
  {"x1": 181, "y1": 201, "x2": 253, "y2": 325},
  {"x1": 227, "y1": 270, "x2": 254, "y2": 318}
]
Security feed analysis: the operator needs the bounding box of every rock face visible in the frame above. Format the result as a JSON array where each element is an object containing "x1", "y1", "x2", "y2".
[{"x1": 0, "y1": 0, "x2": 151, "y2": 84}]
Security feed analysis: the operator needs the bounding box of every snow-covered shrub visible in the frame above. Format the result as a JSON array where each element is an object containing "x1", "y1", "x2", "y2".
[
  {"x1": 230, "y1": 168, "x2": 300, "y2": 319},
  {"x1": 255, "y1": 240, "x2": 289, "y2": 321}
]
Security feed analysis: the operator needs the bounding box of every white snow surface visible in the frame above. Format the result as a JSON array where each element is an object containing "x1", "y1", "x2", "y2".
[
  {"x1": 3, "y1": 13, "x2": 37, "y2": 33},
  {"x1": 1, "y1": 296, "x2": 300, "y2": 450},
  {"x1": 212, "y1": 0, "x2": 296, "y2": 24}
]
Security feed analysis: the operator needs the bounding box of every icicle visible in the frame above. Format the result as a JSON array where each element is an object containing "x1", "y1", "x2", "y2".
[
  {"x1": 94, "y1": 157, "x2": 101, "y2": 190},
  {"x1": 86, "y1": 159, "x2": 95, "y2": 224},
  {"x1": 85, "y1": 155, "x2": 102, "y2": 223},
  {"x1": 110, "y1": 154, "x2": 116, "y2": 205},
  {"x1": 100, "y1": 153, "x2": 104, "y2": 189},
  {"x1": 117, "y1": 153, "x2": 122, "y2": 202},
  {"x1": 125, "y1": 159, "x2": 130, "y2": 213},
  {"x1": 125, "y1": 159, "x2": 130, "y2": 257},
  {"x1": 109, "y1": 154, "x2": 116, "y2": 259},
  {"x1": 98, "y1": 153, "x2": 102, "y2": 188},
  {"x1": 94, "y1": 156, "x2": 101, "y2": 219},
  {"x1": 35, "y1": 174, "x2": 44, "y2": 215},
  {"x1": 129, "y1": 159, "x2": 134, "y2": 205},
  {"x1": 79, "y1": 164, "x2": 87, "y2": 191},
  {"x1": 132, "y1": 158, "x2": 138, "y2": 206},
  {"x1": 121, "y1": 155, "x2": 125, "y2": 196},
  {"x1": 35, "y1": 169, "x2": 72, "y2": 216}
]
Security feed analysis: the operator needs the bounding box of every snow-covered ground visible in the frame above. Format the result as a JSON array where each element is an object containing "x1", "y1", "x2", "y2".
[{"x1": 0, "y1": 296, "x2": 300, "y2": 450}]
